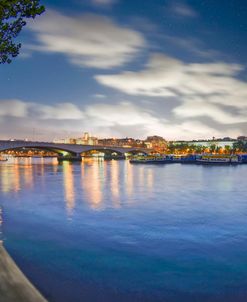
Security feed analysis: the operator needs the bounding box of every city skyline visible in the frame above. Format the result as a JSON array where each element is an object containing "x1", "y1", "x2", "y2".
[
  {"x1": 1, "y1": 0, "x2": 247, "y2": 140},
  {"x1": 4, "y1": 131, "x2": 246, "y2": 143}
]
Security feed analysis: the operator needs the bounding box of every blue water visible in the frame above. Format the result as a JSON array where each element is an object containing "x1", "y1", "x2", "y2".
[{"x1": 0, "y1": 158, "x2": 247, "y2": 302}]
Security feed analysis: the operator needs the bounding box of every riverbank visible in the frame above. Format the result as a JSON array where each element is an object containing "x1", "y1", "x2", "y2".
[{"x1": 0, "y1": 242, "x2": 47, "y2": 302}]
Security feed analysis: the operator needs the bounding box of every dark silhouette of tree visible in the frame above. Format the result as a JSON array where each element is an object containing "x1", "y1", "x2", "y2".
[
  {"x1": 215, "y1": 146, "x2": 222, "y2": 154},
  {"x1": 224, "y1": 145, "x2": 232, "y2": 154},
  {"x1": 194, "y1": 145, "x2": 204, "y2": 154},
  {"x1": 209, "y1": 144, "x2": 216, "y2": 153},
  {"x1": 0, "y1": 0, "x2": 45, "y2": 64},
  {"x1": 233, "y1": 140, "x2": 247, "y2": 153},
  {"x1": 167, "y1": 141, "x2": 243, "y2": 155}
]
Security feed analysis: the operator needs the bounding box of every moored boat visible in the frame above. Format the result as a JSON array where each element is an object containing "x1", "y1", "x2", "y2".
[
  {"x1": 129, "y1": 155, "x2": 173, "y2": 164},
  {"x1": 196, "y1": 155, "x2": 239, "y2": 165},
  {"x1": 239, "y1": 154, "x2": 247, "y2": 164}
]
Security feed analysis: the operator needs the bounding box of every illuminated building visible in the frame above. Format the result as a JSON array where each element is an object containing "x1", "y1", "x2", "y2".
[{"x1": 145, "y1": 136, "x2": 167, "y2": 153}]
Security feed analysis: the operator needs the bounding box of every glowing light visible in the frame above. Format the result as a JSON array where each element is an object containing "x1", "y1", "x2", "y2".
[
  {"x1": 111, "y1": 160, "x2": 120, "y2": 208},
  {"x1": 23, "y1": 158, "x2": 33, "y2": 188},
  {"x1": 63, "y1": 162, "x2": 75, "y2": 215},
  {"x1": 81, "y1": 159, "x2": 103, "y2": 209},
  {"x1": 125, "y1": 161, "x2": 133, "y2": 198}
]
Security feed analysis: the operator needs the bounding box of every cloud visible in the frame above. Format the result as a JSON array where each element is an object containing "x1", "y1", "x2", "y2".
[
  {"x1": 96, "y1": 54, "x2": 183, "y2": 97},
  {"x1": 32, "y1": 103, "x2": 84, "y2": 120},
  {"x1": 1, "y1": 98, "x2": 242, "y2": 141},
  {"x1": 1, "y1": 100, "x2": 167, "y2": 140},
  {"x1": 169, "y1": 1, "x2": 198, "y2": 18},
  {"x1": 173, "y1": 100, "x2": 247, "y2": 124},
  {"x1": 85, "y1": 101, "x2": 163, "y2": 126},
  {"x1": 27, "y1": 9, "x2": 145, "y2": 69},
  {"x1": 96, "y1": 54, "x2": 243, "y2": 97},
  {"x1": 0, "y1": 100, "x2": 28, "y2": 118},
  {"x1": 0, "y1": 100, "x2": 84, "y2": 120},
  {"x1": 84, "y1": 102, "x2": 241, "y2": 140},
  {"x1": 93, "y1": 94, "x2": 106, "y2": 98},
  {"x1": 95, "y1": 54, "x2": 247, "y2": 124},
  {"x1": 91, "y1": 0, "x2": 117, "y2": 6},
  {"x1": 163, "y1": 121, "x2": 222, "y2": 140}
]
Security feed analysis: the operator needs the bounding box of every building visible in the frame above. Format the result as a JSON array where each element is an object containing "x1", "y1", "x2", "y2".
[
  {"x1": 53, "y1": 138, "x2": 76, "y2": 144},
  {"x1": 98, "y1": 137, "x2": 146, "y2": 148},
  {"x1": 237, "y1": 136, "x2": 247, "y2": 141},
  {"x1": 145, "y1": 136, "x2": 167, "y2": 153},
  {"x1": 80, "y1": 132, "x2": 98, "y2": 145},
  {"x1": 53, "y1": 132, "x2": 98, "y2": 146}
]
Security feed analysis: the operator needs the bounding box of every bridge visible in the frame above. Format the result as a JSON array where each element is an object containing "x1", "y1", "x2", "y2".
[{"x1": 0, "y1": 140, "x2": 150, "y2": 159}]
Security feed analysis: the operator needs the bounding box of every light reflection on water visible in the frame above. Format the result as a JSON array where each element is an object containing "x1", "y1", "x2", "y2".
[
  {"x1": 0, "y1": 158, "x2": 247, "y2": 302},
  {"x1": 0, "y1": 206, "x2": 3, "y2": 242},
  {"x1": 63, "y1": 161, "x2": 75, "y2": 214},
  {"x1": 81, "y1": 159, "x2": 103, "y2": 209}
]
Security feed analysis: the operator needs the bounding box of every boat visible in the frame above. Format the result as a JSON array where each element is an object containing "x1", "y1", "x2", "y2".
[
  {"x1": 239, "y1": 154, "x2": 247, "y2": 164},
  {"x1": 129, "y1": 155, "x2": 173, "y2": 164},
  {"x1": 164, "y1": 155, "x2": 182, "y2": 163},
  {"x1": 170, "y1": 154, "x2": 198, "y2": 164},
  {"x1": 196, "y1": 155, "x2": 239, "y2": 165}
]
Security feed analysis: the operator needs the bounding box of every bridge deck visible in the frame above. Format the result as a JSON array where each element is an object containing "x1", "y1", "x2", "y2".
[{"x1": 0, "y1": 140, "x2": 150, "y2": 155}]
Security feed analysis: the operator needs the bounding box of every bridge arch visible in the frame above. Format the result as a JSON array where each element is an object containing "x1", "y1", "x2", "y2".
[
  {"x1": 81, "y1": 148, "x2": 124, "y2": 156},
  {"x1": 80, "y1": 147, "x2": 149, "y2": 158},
  {"x1": 0, "y1": 145, "x2": 78, "y2": 157},
  {"x1": 0, "y1": 141, "x2": 151, "y2": 159},
  {"x1": 124, "y1": 149, "x2": 149, "y2": 155}
]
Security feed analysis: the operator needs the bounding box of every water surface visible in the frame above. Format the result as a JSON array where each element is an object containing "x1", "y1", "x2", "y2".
[{"x1": 0, "y1": 158, "x2": 247, "y2": 302}]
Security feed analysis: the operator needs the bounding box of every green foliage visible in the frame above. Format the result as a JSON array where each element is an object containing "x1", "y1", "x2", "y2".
[
  {"x1": 0, "y1": 0, "x2": 45, "y2": 64},
  {"x1": 209, "y1": 144, "x2": 216, "y2": 153},
  {"x1": 233, "y1": 140, "x2": 247, "y2": 153},
  {"x1": 167, "y1": 142, "x2": 237, "y2": 154}
]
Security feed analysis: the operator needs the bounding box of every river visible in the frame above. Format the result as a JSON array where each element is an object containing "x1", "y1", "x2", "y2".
[{"x1": 0, "y1": 158, "x2": 247, "y2": 302}]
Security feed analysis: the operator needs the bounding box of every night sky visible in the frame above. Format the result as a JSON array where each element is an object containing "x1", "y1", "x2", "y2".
[{"x1": 1, "y1": 0, "x2": 247, "y2": 141}]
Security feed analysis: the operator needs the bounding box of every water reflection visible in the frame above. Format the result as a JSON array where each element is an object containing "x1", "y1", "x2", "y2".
[
  {"x1": 62, "y1": 162, "x2": 75, "y2": 214},
  {"x1": 52, "y1": 158, "x2": 59, "y2": 174},
  {"x1": 0, "y1": 158, "x2": 156, "y2": 208},
  {"x1": 138, "y1": 166, "x2": 145, "y2": 187},
  {"x1": 110, "y1": 160, "x2": 120, "y2": 208},
  {"x1": 146, "y1": 168, "x2": 154, "y2": 192},
  {"x1": 23, "y1": 158, "x2": 33, "y2": 188},
  {"x1": 13, "y1": 160, "x2": 20, "y2": 192},
  {"x1": 0, "y1": 167, "x2": 12, "y2": 193},
  {"x1": 1, "y1": 159, "x2": 247, "y2": 302},
  {"x1": 0, "y1": 160, "x2": 21, "y2": 193},
  {"x1": 125, "y1": 161, "x2": 133, "y2": 197},
  {"x1": 124, "y1": 163, "x2": 154, "y2": 198},
  {"x1": 0, "y1": 206, "x2": 3, "y2": 242},
  {"x1": 81, "y1": 159, "x2": 103, "y2": 209},
  {"x1": 39, "y1": 157, "x2": 45, "y2": 178},
  {"x1": 0, "y1": 157, "x2": 60, "y2": 194}
]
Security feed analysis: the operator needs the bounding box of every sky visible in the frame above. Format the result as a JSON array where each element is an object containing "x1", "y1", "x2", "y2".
[{"x1": 0, "y1": 0, "x2": 247, "y2": 141}]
